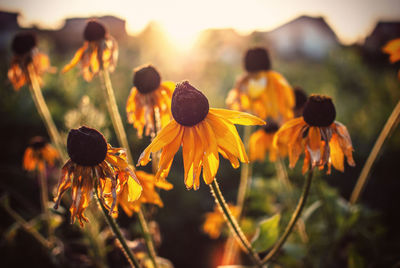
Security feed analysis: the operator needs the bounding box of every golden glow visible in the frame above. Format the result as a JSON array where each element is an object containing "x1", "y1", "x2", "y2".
[{"x1": 1, "y1": 0, "x2": 399, "y2": 46}]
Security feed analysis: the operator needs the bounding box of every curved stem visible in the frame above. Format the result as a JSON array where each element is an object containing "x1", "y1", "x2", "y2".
[
  {"x1": 100, "y1": 69, "x2": 134, "y2": 164},
  {"x1": 38, "y1": 165, "x2": 54, "y2": 242},
  {"x1": 95, "y1": 191, "x2": 140, "y2": 268},
  {"x1": 210, "y1": 179, "x2": 262, "y2": 266},
  {"x1": 261, "y1": 169, "x2": 314, "y2": 264},
  {"x1": 99, "y1": 69, "x2": 158, "y2": 267},
  {"x1": 350, "y1": 100, "x2": 400, "y2": 204},
  {"x1": 27, "y1": 64, "x2": 67, "y2": 161}
]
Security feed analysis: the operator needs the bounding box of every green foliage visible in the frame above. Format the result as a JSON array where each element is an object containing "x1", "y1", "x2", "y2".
[{"x1": 251, "y1": 213, "x2": 280, "y2": 252}]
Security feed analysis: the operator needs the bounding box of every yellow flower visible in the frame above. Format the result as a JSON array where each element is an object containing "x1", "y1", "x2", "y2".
[
  {"x1": 226, "y1": 47, "x2": 295, "y2": 121},
  {"x1": 382, "y1": 38, "x2": 400, "y2": 79},
  {"x1": 249, "y1": 119, "x2": 286, "y2": 162},
  {"x1": 23, "y1": 136, "x2": 59, "y2": 172},
  {"x1": 274, "y1": 95, "x2": 355, "y2": 174},
  {"x1": 203, "y1": 204, "x2": 239, "y2": 239},
  {"x1": 54, "y1": 126, "x2": 142, "y2": 226},
  {"x1": 108, "y1": 170, "x2": 173, "y2": 217},
  {"x1": 62, "y1": 20, "x2": 118, "y2": 81},
  {"x1": 138, "y1": 81, "x2": 265, "y2": 190},
  {"x1": 8, "y1": 33, "x2": 51, "y2": 91},
  {"x1": 126, "y1": 65, "x2": 175, "y2": 138}
]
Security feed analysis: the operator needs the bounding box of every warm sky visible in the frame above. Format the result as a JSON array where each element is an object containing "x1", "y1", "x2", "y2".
[{"x1": 0, "y1": 0, "x2": 399, "y2": 47}]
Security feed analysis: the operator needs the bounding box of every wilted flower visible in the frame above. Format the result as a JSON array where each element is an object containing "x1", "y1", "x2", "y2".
[
  {"x1": 54, "y1": 126, "x2": 142, "y2": 226},
  {"x1": 126, "y1": 65, "x2": 175, "y2": 138},
  {"x1": 62, "y1": 20, "x2": 118, "y2": 81},
  {"x1": 8, "y1": 32, "x2": 51, "y2": 91},
  {"x1": 23, "y1": 136, "x2": 59, "y2": 172},
  {"x1": 203, "y1": 204, "x2": 239, "y2": 239},
  {"x1": 226, "y1": 47, "x2": 295, "y2": 121},
  {"x1": 274, "y1": 95, "x2": 355, "y2": 174},
  {"x1": 249, "y1": 119, "x2": 286, "y2": 162},
  {"x1": 138, "y1": 81, "x2": 265, "y2": 190},
  {"x1": 105, "y1": 170, "x2": 173, "y2": 217}
]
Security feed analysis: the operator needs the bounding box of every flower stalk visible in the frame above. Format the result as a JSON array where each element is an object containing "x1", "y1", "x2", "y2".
[
  {"x1": 99, "y1": 69, "x2": 159, "y2": 268},
  {"x1": 37, "y1": 165, "x2": 54, "y2": 241},
  {"x1": 95, "y1": 189, "x2": 140, "y2": 268},
  {"x1": 27, "y1": 64, "x2": 67, "y2": 161},
  {"x1": 350, "y1": 100, "x2": 400, "y2": 204},
  {"x1": 210, "y1": 179, "x2": 262, "y2": 266},
  {"x1": 261, "y1": 169, "x2": 314, "y2": 264}
]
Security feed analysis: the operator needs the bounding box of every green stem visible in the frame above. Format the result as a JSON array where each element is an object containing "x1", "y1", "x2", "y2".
[
  {"x1": 350, "y1": 100, "x2": 400, "y2": 204},
  {"x1": 100, "y1": 69, "x2": 134, "y2": 164},
  {"x1": 137, "y1": 209, "x2": 158, "y2": 268},
  {"x1": 27, "y1": 64, "x2": 67, "y2": 162},
  {"x1": 1, "y1": 200, "x2": 51, "y2": 250},
  {"x1": 38, "y1": 165, "x2": 54, "y2": 242},
  {"x1": 95, "y1": 191, "x2": 140, "y2": 268},
  {"x1": 210, "y1": 179, "x2": 262, "y2": 266},
  {"x1": 261, "y1": 169, "x2": 314, "y2": 264},
  {"x1": 99, "y1": 69, "x2": 158, "y2": 267}
]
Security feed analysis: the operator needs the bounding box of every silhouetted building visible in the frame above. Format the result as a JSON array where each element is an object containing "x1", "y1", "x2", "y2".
[{"x1": 0, "y1": 11, "x2": 20, "y2": 51}]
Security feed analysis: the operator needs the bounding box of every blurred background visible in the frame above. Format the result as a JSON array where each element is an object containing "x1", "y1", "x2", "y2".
[{"x1": 0, "y1": 0, "x2": 400, "y2": 267}]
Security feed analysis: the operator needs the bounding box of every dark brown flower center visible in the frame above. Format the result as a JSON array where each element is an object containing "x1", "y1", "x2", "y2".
[
  {"x1": 133, "y1": 65, "x2": 161, "y2": 94},
  {"x1": 303, "y1": 95, "x2": 336, "y2": 127},
  {"x1": 84, "y1": 21, "x2": 106, "y2": 41},
  {"x1": 12, "y1": 33, "x2": 36, "y2": 55},
  {"x1": 262, "y1": 119, "x2": 280, "y2": 133},
  {"x1": 171, "y1": 81, "x2": 209, "y2": 126},
  {"x1": 244, "y1": 47, "x2": 271, "y2": 72},
  {"x1": 29, "y1": 136, "x2": 47, "y2": 150},
  {"x1": 294, "y1": 86, "x2": 308, "y2": 111},
  {"x1": 67, "y1": 126, "x2": 107, "y2": 166}
]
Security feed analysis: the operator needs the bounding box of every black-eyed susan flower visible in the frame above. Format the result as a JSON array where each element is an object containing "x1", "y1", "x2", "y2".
[
  {"x1": 62, "y1": 20, "x2": 118, "y2": 81},
  {"x1": 293, "y1": 86, "x2": 308, "y2": 118},
  {"x1": 383, "y1": 38, "x2": 400, "y2": 79},
  {"x1": 226, "y1": 47, "x2": 295, "y2": 121},
  {"x1": 203, "y1": 204, "x2": 239, "y2": 239},
  {"x1": 126, "y1": 65, "x2": 175, "y2": 138},
  {"x1": 106, "y1": 170, "x2": 173, "y2": 217},
  {"x1": 138, "y1": 81, "x2": 265, "y2": 190},
  {"x1": 273, "y1": 95, "x2": 355, "y2": 174},
  {"x1": 23, "y1": 136, "x2": 59, "y2": 172},
  {"x1": 8, "y1": 33, "x2": 51, "y2": 91},
  {"x1": 54, "y1": 126, "x2": 142, "y2": 226},
  {"x1": 249, "y1": 119, "x2": 286, "y2": 162}
]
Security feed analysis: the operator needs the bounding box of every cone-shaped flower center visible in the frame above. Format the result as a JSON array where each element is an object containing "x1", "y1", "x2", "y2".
[
  {"x1": 133, "y1": 65, "x2": 161, "y2": 94},
  {"x1": 244, "y1": 47, "x2": 271, "y2": 72},
  {"x1": 12, "y1": 33, "x2": 36, "y2": 55},
  {"x1": 262, "y1": 119, "x2": 279, "y2": 133},
  {"x1": 294, "y1": 86, "x2": 308, "y2": 111},
  {"x1": 171, "y1": 81, "x2": 209, "y2": 126},
  {"x1": 84, "y1": 21, "x2": 106, "y2": 41},
  {"x1": 29, "y1": 136, "x2": 47, "y2": 150},
  {"x1": 303, "y1": 95, "x2": 336, "y2": 127},
  {"x1": 67, "y1": 126, "x2": 107, "y2": 166}
]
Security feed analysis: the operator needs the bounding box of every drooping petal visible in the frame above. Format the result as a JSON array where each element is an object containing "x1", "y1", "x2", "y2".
[
  {"x1": 62, "y1": 43, "x2": 88, "y2": 73},
  {"x1": 209, "y1": 108, "x2": 265, "y2": 126}
]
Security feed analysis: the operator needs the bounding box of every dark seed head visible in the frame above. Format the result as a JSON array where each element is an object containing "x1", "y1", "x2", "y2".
[
  {"x1": 29, "y1": 136, "x2": 47, "y2": 150},
  {"x1": 303, "y1": 95, "x2": 336, "y2": 127},
  {"x1": 262, "y1": 119, "x2": 280, "y2": 133},
  {"x1": 67, "y1": 126, "x2": 108, "y2": 166},
  {"x1": 171, "y1": 81, "x2": 209, "y2": 126},
  {"x1": 294, "y1": 86, "x2": 308, "y2": 111},
  {"x1": 12, "y1": 33, "x2": 36, "y2": 55},
  {"x1": 84, "y1": 21, "x2": 106, "y2": 41},
  {"x1": 244, "y1": 47, "x2": 271, "y2": 72},
  {"x1": 133, "y1": 65, "x2": 161, "y2": 94}
]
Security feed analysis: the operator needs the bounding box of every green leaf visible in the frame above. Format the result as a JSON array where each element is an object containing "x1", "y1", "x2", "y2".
[{"x1": 251, "y1": 214, "x2": 281, "y2": 252}]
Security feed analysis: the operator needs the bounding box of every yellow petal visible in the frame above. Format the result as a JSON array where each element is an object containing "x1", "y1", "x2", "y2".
[
  {"x1": 127, "y1": 176, "x2": 142, "y2": 202},
  {"x1": 62, "y1": 43, "x2": 88, "y2": 73},
  {"x1": 209, "y1": 108, "x2": 265, "y2": 126}
]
